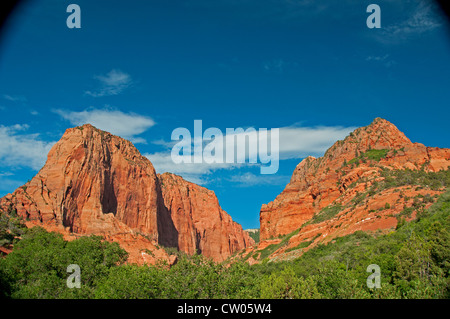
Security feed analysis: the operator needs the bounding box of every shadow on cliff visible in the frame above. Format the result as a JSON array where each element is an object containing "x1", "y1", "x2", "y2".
[{"x1": 155, "y1": 177, "x2": 179, "y2": 249}]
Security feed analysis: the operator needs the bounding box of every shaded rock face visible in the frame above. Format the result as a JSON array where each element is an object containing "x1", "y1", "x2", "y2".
[
  {"x1": 159, "y1": 173, "x2": 254, "y2": 262},
  {"x1": 259, "y1": 118, "x2": 450, "y2": 243},
  {"x1": 0, "y1": 124, "x2": 253, "y2": 263}
]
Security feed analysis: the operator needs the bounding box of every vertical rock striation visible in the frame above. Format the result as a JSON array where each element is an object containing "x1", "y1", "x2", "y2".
[{"x1": 0, "y1": 124, "x2": 253, "y2": 263}]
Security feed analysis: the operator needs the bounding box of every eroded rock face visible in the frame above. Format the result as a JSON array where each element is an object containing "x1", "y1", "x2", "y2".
[
  {"x1": 1, "y1": 125, "x2": 160, "y2": 239},
  {"x1": 259, "y1": 118, "x2": 450, "y2": 242},
  {"x1": 159, "y1": 173, "x2": 254, "y2": 262},
  {"x1": 0, "y1": 124, "x2": 253, "y2": 263}
]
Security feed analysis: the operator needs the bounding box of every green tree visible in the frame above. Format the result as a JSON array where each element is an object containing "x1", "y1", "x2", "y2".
[
  {"x1": 0, "y1": 227, "x2": 128, "y2": 299},
  {"x1": 162, "y1": 254, "x2": 221, "y2": 299},
  {"x1": 95, "y1": 264, "x2": 162, "y2": 298},
  {"x1": 216, "y1": 260, "x2": 261, "y2": 298},
  {"x1": 260, "y1": 266, "x2": 321, "y2": 299}
]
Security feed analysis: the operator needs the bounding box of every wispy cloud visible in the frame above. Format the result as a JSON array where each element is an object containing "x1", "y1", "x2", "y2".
[
  {"x1": 54, "y1": 108, "x2": 155, "y2": 144},
  {"x1": 366, "y1": 54, "x2": 397, "y2": 68},
  {"x1": 0, "y1": 124, "x2": 56, "y2": 171},
  {"x1": 379, "y1": 1, "x2": 442, "y2": 43},
  {"x1": 263, "y1": 59, "x2": 299, "y2": 73},
  {"x1": 226, "y1": 172, "x2": 290, "y2": 187},
  {"x1": 0, "y1": 176, "x2": 26, "y2": 194},
  {"x1": 2, "y1": 94, "x2": 27, "y2": 103},
  {"x1": 85, "y1": 69, "x2": 132, "y2": 97},
  {"x1": 365, "y1": 54, "x2": 390, "y2": 62}
]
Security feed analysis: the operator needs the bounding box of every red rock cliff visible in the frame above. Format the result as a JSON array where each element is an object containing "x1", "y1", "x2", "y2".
[
  {"x1": 0, "y1": 124, "x2": 253, "y2": 263},
  {"x1": 260, "y1": 118, "x2": 450, "y2": 242},
  {"x1": 159, "y1": 173, "x2": 253, "y2": 262}
]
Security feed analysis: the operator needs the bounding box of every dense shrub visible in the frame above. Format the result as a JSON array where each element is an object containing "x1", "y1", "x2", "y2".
[{"x1": 1, "y1": 189, "x2": 449, "y2": 299}]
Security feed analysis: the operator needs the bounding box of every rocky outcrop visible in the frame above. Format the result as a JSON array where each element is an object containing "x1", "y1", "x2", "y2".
[
  {"x1": 0, "y1": 124, "x2": 253, "y2": 263},
  {"x1": 254, "y1": 118, "x2": 450, "y2": 262},
  {"x1": 159, "y1": 173, "x2": 254, "y2": 262}
]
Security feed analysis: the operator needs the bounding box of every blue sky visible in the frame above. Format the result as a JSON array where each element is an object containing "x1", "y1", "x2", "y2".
[{"x1": 0, "y1": 0, "x2": 449, "y2": 229}]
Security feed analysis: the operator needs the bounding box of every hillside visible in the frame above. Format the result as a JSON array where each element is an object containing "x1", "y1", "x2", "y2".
[
  {"x1": 243, "y1": 118, "x2": 450, "y2": 264},
  {"x1": 1, "y1": 187, "x2": 448, "y2": 298}
]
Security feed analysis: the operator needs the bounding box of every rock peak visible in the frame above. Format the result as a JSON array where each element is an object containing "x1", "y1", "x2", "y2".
[
  {"x1": 78, "y1": 123, "x2": 97, "y2": 129},
  {"x1": 320, "y1": 118, "x2": 413, "y2": 167},
  {"x1": 346, "y1": 117, "x2": 412, "y2": 150},
  {"x1": 0, "y1": 125, "x2": 253, "y2": 263},
  {"x1": 259, "y1": 117, "x2": 450, "y2": 246},
  {"x1": 70, "y1": 123, "x2": 112, "y2": 135}
]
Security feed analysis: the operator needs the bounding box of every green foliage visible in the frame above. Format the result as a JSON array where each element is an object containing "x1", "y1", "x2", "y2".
[
  {"x1": 285, "y1": 239, "x2": 313, "y2": 253},
  {"x1": 0, "y1": 208, "x2": 26, "y2": 248},
  {"x1": 260, "y1": 266, "x2": 321, "y2": 299},
  {"x1": 305, "y1": 203, "x2": 343, "y2": 225},
  {"x1": 348, "y1": 149, "x2": 389, "y2": 166},
  {"x1": 0, "y1": 227, "x2": 127, "y2": 298},
  {"x1": 257, "y1": 228, "x2": 300, "y2": 260},
  {"x1": 380, "y1": 168, "x2": 450, "y2": 191},
  {"x1": 95, "y1": 264, "x2": 162, "y2": 298},
  {"x1": 1, "y1": 188, "x2": 449, "y2": 299},
  {"x1": 351, "y1": 192, "x2": 367, "y2": 206},
  {"x1": 247, "y1": 230, "x2": 260, "y2": 243}
]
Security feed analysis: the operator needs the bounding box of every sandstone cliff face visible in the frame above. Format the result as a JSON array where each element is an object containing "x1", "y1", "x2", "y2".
[
  {"x1": 159, "y1": 173, "x2": 254, "y2": 262},
  {"x1": 254, "y1": 118, "x2": 450, "y2": 263},
  {"x1": 0, "y1": 124, "x2": 253, "y2": 263},
  {"x1": 1, "y1": 125, "x2": 160, "y2": 239}
]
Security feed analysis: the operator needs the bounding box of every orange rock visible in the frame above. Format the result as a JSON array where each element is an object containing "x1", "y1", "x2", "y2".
[
  {"x1": 0, "y1": 124, "x2": 253, "y2": 263},
  {"x1": 159, "y1": 173, "x2": 254, "y2": 262},
  {"x1": 257, "y1": 118, "x2": 450, "y2": 262}
]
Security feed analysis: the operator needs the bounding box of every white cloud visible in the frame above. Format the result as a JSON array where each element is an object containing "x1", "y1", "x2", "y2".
[
  {"x1": 85, "y1": 69, "x2": 132, "y2": 97},
  {"x1": 278, "y1": 125, "x2": 357, "y2": 159},
  {"x1": 0, "y1": 124, "x2": 56, "y2": 171},
  {"x1": 145, "y1": 151, "x2": 241, "y2": 182},
  {"x1": 54, "y1": 108, "x2": 155, "y2": 144},
  {"x1": 145, "y1": 123, "x2": 356, "y2": 182}
]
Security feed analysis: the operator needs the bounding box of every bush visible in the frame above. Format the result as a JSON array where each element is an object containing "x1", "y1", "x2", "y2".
[
  {"x1": 0, "y1": 227, "x2": 128, "y2": 298},
  {"x1": 260, "y1": 266, "x2": 321, "y2": 299},
  {"x1": 95, "y1": 264, "x2": 162, "y2": 298},
  {"x1": 308, "y1": 204, "x2": 343, "y2": 225},
  {"x1": 1, "y1": 188, "x2": 449, "y2": 299}
]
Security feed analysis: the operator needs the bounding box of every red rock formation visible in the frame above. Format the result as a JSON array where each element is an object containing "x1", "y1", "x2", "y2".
[
  {"x1": 159, "y1": 173, "x2": 254, "y2": 262},
  {"x1": 256, "y1": 118, "x2": 450, "y2": 262},
  {"x1": 0, "y1": 124, "x2": 253, "y2": 263}
]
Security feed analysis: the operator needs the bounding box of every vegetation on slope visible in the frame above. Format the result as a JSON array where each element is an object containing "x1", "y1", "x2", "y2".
[
  {"x1": 246, "y1": 229, "x2": 260, "y2": 243},
  {"x1": 0, "y1": 188, "x2": 448, "y2": 299}
]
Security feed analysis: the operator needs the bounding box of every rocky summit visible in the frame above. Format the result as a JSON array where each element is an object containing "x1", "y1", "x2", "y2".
[
  {"x1": 241, "y1": 118, "x2": 450, "y2": 264},
  {"x1": 0, "y1": 124, "x2": 253, "y2": 264},
  {"x1": 1, "y1": 118, "x2": 449, "y2": 266}
]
